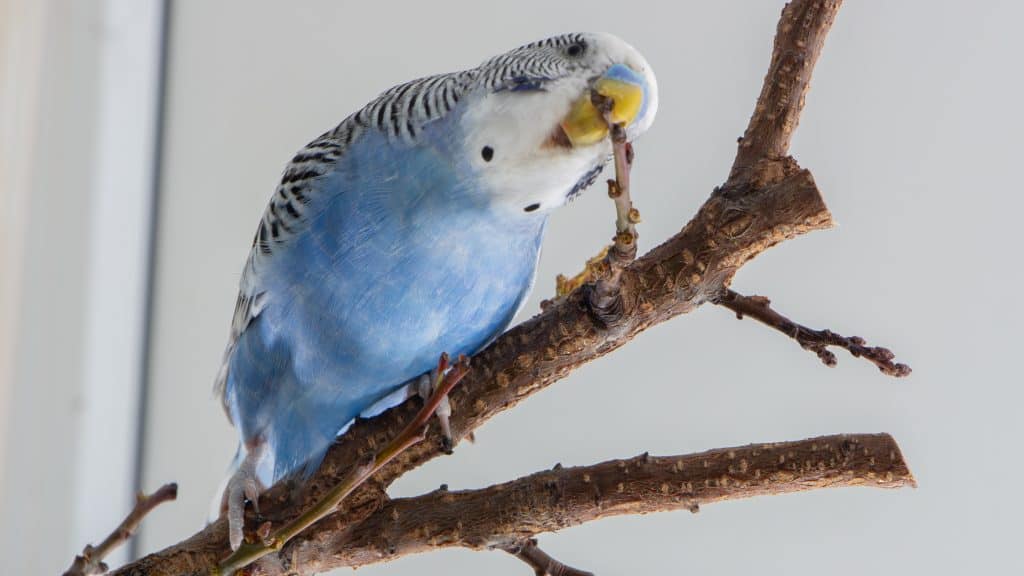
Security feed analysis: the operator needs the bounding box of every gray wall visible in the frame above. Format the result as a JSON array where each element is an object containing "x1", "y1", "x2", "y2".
[
  {"x1": 8, "y1": 1, "x2": 1019, "y2": 575},
  {"x1": 0, "y1": 1, "x2": 161, "y2": 574},
  {"x1": 1, "y1": 2, "x2": 99, "y2": 572}
]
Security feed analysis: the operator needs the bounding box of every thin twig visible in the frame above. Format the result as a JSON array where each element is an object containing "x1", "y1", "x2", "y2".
[
  {"x1": 63, "y1": 483, "x2": 178, "y2": 576},
  {"x1": 548, "y1": 95, "x2": 637, "y2": 311},
  {"x1": 598, "y1": 97, "x2": 638, "y2": 253},
  {"x1": 215, "y1": 354, "x2": 471, "y2": 576},
  {"x1": 716, "y1": 289, "x2": 911, "y2": 377},
  {"x1": 505, "y1": 539, "x2": 594, "y2": 576},
  {"x1": 580, "y1": 91, "x2": 638, "y2": 324}
]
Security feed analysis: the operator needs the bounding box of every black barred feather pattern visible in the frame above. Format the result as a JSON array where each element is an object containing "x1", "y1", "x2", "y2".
[
  {"x1": 216, "y1": 33, "x2": 595, "y2": 403},
  {"x1": 253, "y1": 134, "x2": 341, "y2": 257},
  {"x1": 251, "y1": 33, "x2": 591, "y2": 262}
]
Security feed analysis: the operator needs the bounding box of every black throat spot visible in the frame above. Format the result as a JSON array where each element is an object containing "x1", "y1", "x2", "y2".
[{"x1": 565, "y1": 162, "x2": 606, "y2": 203}]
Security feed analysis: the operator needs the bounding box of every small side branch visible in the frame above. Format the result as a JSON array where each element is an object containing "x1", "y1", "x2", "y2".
[
  {"x1": 549, "y1": 107, "x2": 637, "y2": 321},
  {"x1": 716, "y1": 289, "x2": 911, "y2": 377},
  {"x1": 63, "y1": 483, "x2": 178, "y2": 576},
  {"x1": 598, "y1": 103, "x2": 639, "y2": 259},
  {"x1": 504, "y1": 539, "x2": 594, "y2": 576},
  {"x1": 585, "y1": 107, "x2": 639, "y2": 325}
]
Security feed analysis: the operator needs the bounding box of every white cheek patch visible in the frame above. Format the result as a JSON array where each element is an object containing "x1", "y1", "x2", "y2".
[
  {"x1": 459, "y1": 80, "x2": 612, "y2": 215},
  {"x1": 463, "y1": 92, "x2": 563, "y2": 162}
]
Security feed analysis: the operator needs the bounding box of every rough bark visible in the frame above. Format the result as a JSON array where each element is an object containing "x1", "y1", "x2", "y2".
[
  {"x1": 259, "y1": 434, "x2": 913, "y2": 574},
  {"x1": 503, "y1": 539, "x2": 595, "y2": 576},
  {"x1": 108, "y1": 2, "x2": 914, "y2": 575}
]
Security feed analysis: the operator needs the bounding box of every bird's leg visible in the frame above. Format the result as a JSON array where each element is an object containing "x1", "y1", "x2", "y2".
[
  {"x1": 361, "y1": 352, "x2": 472, "y2": 452},
  {"x1": 215, "y1": 354, "x2": 470, "y2": 575},
  {"x1": 224, "y1": 439, "x2": 266, "y2": 551},
  {"x1": 418, "y1": 354, "x2": 454, "y2": 453}
]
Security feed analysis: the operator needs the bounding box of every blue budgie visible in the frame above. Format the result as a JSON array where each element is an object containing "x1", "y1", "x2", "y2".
[{"x1": 215, "y1": 32, "x2": 658, "y2": 549}]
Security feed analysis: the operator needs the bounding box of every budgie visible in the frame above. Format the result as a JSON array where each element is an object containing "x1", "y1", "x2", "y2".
[{"x1": 215, "y1": 32, "x2": 658, "y2": 549}]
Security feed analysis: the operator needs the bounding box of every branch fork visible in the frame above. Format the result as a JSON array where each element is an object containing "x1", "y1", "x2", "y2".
[{"x1": 63, "y1": 483, "x2": 178, "y2": 576}]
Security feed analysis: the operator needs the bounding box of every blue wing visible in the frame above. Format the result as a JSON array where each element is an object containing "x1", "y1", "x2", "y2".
[{"x1": 219, "y1": 113, "x2": 545, "y2": 485}]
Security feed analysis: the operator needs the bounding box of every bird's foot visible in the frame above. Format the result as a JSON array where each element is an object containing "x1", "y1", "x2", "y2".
[
  {"x1": 224, "y1": 441, "x2": 266, "y2": 550},
  {"x1": 417, "y1": 353, "x2": 468, "y2": 454},
  {"x1": 418, "y1": 372, "x2": 452, "y2": 453}
]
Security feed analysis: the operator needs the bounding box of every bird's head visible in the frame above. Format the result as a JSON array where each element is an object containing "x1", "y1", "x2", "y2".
[{"x1": 458, "y1": 32, "x2": 658, "y2": 216}]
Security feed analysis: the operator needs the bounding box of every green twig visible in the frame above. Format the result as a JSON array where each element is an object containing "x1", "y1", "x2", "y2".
[{"x1": 215, "y1": 353, "x2": 471, "y2": 575}]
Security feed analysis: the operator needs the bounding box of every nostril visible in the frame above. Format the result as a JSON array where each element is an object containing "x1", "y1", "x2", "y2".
[{"x1": 524, "y1": 203, "x2": 541, "y2": 213}]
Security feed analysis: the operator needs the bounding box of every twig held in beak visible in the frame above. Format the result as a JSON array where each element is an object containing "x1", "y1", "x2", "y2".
[
  {"x1": 545, "y1": 90, "x2": 639, "y2": 321},
  {"x1": 583, "y1": 90, "x2": 638, "y2": 325}
]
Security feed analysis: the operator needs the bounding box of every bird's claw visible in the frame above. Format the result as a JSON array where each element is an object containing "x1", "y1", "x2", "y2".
[
  {"x1": 225, "y1": 443, "x2": 265, "y2": 550},
  {"x1": 418, "y1": 353, "x2": 463, "y2": 453},
  {"x1": 435, "y1": 392, "x2": 453, "y2": 453}
]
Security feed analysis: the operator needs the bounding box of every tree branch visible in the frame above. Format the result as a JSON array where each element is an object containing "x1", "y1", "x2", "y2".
[
  {"x1": 551, "y1": 113, "x2": 636, "y2": 312},
  {"x1": 585, "y1": 114, "x2": 639, "y2": 326},
  {"x1": 731, "y1": 0, "x2": 843, "y2": 178},
  {"x1": 111, "y1": 2, "x2": 913, "y2": 575},
  {"x1": 503, "y1": 539, "x2": 594, "y2": 576},
  {"x1": 716, "y1": 289, "x2": 912, "y2": 377},
  {"x1": 251, "y1": 434, "x2": 913, "y2": 574},
  {"x1": 64, "y1": 483, "x2": 177, "y2": 576}
]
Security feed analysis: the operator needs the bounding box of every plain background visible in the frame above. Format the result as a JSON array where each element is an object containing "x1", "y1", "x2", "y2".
[{"x1": 3, "y1": 1, "x2": 1023, "y2": 575}]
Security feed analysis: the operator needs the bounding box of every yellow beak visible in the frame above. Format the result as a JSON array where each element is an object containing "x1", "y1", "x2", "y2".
[{"x1": 560, "y1": 76, "x2": 644, "y2": 147}]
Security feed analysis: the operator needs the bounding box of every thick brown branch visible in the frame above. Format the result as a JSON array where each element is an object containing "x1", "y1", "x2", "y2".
[
  {"x1": 717, "y1": 289, "x2": 911, "y2": 377},
  {"x1": 111, "y1": 2, "x2": 872, "y2": 575},
  {"x1": 731, "y1": 0, "x2": 844, "y2": 179},
  {"x1": 504, "y1": 539, "x2": 594, "y2": 576},
  {"x1": 251, "y1": 434, "x2": 912, "y2": 574},
  {"x1": 64, "y1": 483, "x2": 177, "y2": 576}
]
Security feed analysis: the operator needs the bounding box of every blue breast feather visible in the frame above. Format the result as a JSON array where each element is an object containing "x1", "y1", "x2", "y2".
[{"x1": 224, "y1": 112, "x2": 546, "y2": 485}]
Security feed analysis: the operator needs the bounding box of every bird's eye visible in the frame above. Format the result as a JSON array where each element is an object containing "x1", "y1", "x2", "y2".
[
  {"x1": 524, "y1": 203, "x2": 541, "y2": 213},
  {"x1": 566, "y1": 42, "x2": 585, "y2": 58},
  {"x1": 481, "y1": 146, "x2": 494, "y2": 162}
]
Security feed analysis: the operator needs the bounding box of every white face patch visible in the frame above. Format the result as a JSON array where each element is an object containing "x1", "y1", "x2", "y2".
[
  {"x1": 455, "y1": 32, "x2": 657, "y2": 219},
  {"x1": 459, "y1": 78, "x2": 613, "y2": 217}
]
